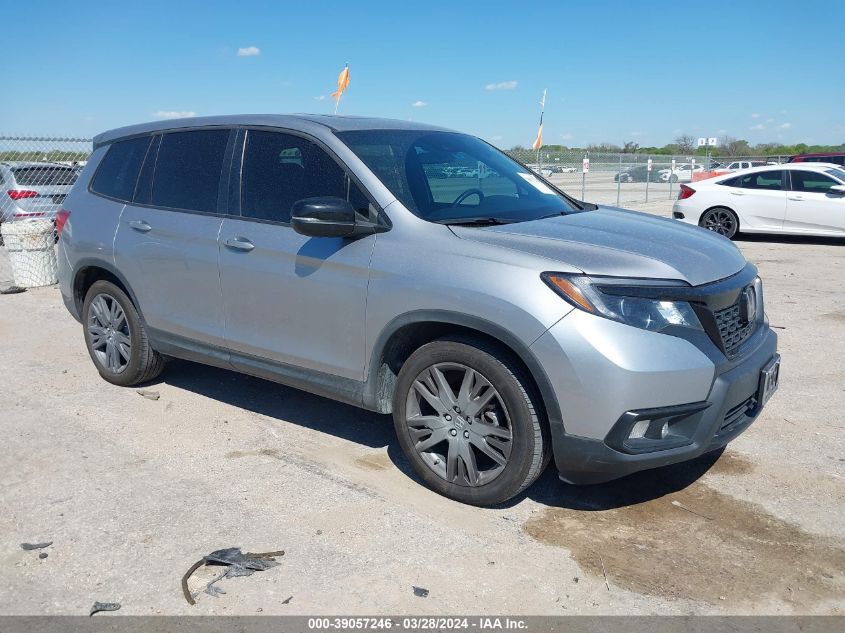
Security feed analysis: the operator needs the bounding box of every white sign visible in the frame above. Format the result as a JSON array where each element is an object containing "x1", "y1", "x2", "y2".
[
  {"x1": 671, "y1": 159, "x2": 676, "y2": 170},
  {"x1": 691, "y1": 158, "x2": 696, "y2": 168},
  {"x1": 647, "y1": 159, "x2": 653, "y2": 171},
  {"x1": 477, "y1": 162, "x2": 489, "y2": 178},
  {"x1": 582, "y1": 158, "x2": 590, "y2": 173},
  {"x1": 708, "y1": 137, "x2": 718, "y2": 146},
  {"x1": 697, "y1": 137, "x2": 707, "y2": 147}
]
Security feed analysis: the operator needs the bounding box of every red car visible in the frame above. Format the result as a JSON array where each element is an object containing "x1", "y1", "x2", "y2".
[{"x1": 789, "y1": 152, "x2": 845, "y2": 167}]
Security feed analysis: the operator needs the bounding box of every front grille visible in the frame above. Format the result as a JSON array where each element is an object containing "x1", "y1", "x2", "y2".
[{"x1": 713, "y1": 301, "x2": 756, "y2": 356}]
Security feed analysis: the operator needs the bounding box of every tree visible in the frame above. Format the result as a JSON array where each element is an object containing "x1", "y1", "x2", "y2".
[
  {"x1": 719, "y1": 136, "x2": 752, "y2": 157},
  {"x1": 622, "y1": 141, "x2": 640, "y2": 153},
  {"x1": 674, "y1": 134, "x2": 696, "y2": 154}
]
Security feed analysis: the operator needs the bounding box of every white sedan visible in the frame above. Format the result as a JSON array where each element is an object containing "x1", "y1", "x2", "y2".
[{"x1": 672, "y1": 163, "x2": 845, "y2": 238}]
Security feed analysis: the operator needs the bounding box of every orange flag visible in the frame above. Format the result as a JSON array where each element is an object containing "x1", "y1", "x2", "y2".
[
  {"x1": 532, "y1": 122, "x2": 544, "y2": 151},
  {"x1": 331, "y1": 64, "x2": 350, "y2": 113}
]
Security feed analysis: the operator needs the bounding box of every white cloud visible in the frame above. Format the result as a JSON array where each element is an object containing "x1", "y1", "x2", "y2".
[
  {"x1": 749, "y1": 124, "x2": 765, "y2": 130},
  {"x1": 560, "y1": 132, "x2": 574, "y2": 140},
  {"x1": 630, "y1": 131, "x2": 643, "y2": 137},
  {"x1": 153, "y1": 110, "x2": 196, "y2": 119},
  {"x1": 314, "y1": 95, "x2": 326, "y2": 101},
  {"x1": 411, "y1": 100, "x2": 428, "y2": 108},
  {"x1": 766, "y1": 118, "x2": 775, "y2": 124},
  {"x1": 751, "y1": 113, "x2": 760, "y2": 118},
  {"x1": 484, "y1": 80, "x2": 518, "y2": 91},
  {"x1": 237, "y1": 46, "x2": 261, "y2": 57},
  {"x1": 779, "y1": 122, "x2": 792, "y2": 129}
]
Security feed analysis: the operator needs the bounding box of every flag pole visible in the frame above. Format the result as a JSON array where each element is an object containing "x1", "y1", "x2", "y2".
[{"x1": 533, "y1": 89, "x2": 546, "y2": 171}]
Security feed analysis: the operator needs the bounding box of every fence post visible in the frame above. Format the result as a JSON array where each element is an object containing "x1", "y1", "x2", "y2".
[
  {"x1": 645, "y1": 155, "x2": 650, "y2": 204},
  {"x1": 581, "y1": 153, "x2": 587, "y2": 200},
  {"x1": 616, "y1": 154, "x2": 621, "y2": 207}
]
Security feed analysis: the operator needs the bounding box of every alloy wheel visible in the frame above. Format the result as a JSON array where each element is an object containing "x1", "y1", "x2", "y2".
[
  {"x1": 701, "y1": 209, "x2": 737, "y2": 237},
  {"x1": 404, "y1": 362, "x2": 513, "y2": 487},
  {"x1": 87, "y1": 293, "x2": 131, "y2": 373}
]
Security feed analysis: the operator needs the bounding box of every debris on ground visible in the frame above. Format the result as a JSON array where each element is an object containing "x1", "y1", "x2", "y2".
[
  {"x1": 671, "y1": 499, "x2": 714, "y2": 520},
  {"x1": 38, "y1": 552, "x2": 48, "y2": 559},
  {"x1": 412, "y1": 586, "x2": 430, "y2": 598},
  {"x1": 0, "y1": 286, "x2": 26, "y2": 295},
  {"x1": 89, "y1": 602, "x2": 121, "y2": 616},
  {"x1": 282, "y1": 595, "x2": 293, "y2": 604},
  {"x1": 137, "y1": 390, "x2": 161, "y2": 401},
  {"x1": 20, "y1": 541, "x2": 52, "y2": 550},
  {"x1": 181, "y1": 547, "x2": 284, "y2": 605}
]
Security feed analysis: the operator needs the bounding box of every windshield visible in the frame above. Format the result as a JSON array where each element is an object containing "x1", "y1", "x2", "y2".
[{"x1": 336, "y1": 130, "x2": 580, "y2": 224}]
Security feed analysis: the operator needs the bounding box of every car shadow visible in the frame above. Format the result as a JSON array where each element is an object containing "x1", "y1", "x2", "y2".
[
  {"x1": 509, "y1": 448, "x2": 724, "y2": 511},
  {"x1": 150, "y1": 358, "x2": 722, "y2": 510},
  {"x1": 156, "y1": 359, "x2": 397, "y2": 451},
  {"x1": 736, "y1": 233, "x2": 844, "y2": 246}
]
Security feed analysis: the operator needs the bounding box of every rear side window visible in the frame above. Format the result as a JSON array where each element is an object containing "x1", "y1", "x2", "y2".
[
  {"x1": 732, "y1": 170, "x2": 784, "y2": 191},
  {"x1": 13, "y1": 166, "x2": 78, "y2": 187},
  {"x1": 91, "y1": 137, "x2": 151, "y2": 201},
  {"x1": 151, "y1": 130, "x2": 229, "y2": 213}
]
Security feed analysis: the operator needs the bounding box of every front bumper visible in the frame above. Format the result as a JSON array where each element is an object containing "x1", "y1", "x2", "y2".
[{"x1": 548, "y1": 325, "x2": 777, "y2": 484}]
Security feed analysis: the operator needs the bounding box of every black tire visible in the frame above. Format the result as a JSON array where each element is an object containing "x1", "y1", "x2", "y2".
[
  {"x1": 699, "y1": 206, "x2": 739, "y2": 240},
  {"x1": 82, "y1": 280, "x2": 164, "y2": 386},
  {"x1": 392, "y1": 336, "x2": 548, "y2": 506}
]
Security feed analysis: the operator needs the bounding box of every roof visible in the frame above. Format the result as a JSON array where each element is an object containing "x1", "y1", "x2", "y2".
[{"x1": 93, "y1": 114, "x2": 454, "y2": 147}]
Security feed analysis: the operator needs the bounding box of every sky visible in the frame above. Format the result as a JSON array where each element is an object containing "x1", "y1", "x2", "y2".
[{"x1": 3, "y1": 0, "x2": 844, "y2": 148}]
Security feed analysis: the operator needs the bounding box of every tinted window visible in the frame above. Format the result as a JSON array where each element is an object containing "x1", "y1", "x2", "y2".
[
  {"x1": 790, "y1": 171, "x2": 840, "y2": 193},
  {"x1": 240, "y1": 130, "x2": 368, "y2": 223},
  {"x1": 733, "y1": 170, "x2": 784, "y2": 191},
  {"x1": 338, "y1": 130, "x2": 578, "y2": 224},
  {"x1": 14, "y1": 166, "x2": 78, "y2": 187},
  {"x1": 91, "y1": 137, "x2": 151, "y2": 201},
  {"x1": 151, "y1": 130, "x2": 229, "y2": 212}
]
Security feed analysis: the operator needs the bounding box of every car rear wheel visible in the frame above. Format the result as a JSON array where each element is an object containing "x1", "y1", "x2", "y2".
[
  {"x1": 699, "y1": 207, "x2": 739, "y2": 239},
  {"x1": 392, "y1": 337, "x2": 548, "y2": 506},
  {"x1": 82, "y1": 280, "x2": 164, "y2": 386}
]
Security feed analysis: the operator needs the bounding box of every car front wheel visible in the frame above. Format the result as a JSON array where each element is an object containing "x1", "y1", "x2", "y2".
[{"x1": 392, "y1": 337, "x2": 548, "y2": 506}]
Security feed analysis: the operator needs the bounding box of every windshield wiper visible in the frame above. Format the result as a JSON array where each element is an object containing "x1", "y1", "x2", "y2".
[{"x1": 436, "y1": 217, "x2": 514, "y2": 227}]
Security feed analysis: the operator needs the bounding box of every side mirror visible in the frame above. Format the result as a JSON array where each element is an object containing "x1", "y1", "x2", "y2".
[
  {"x1": 829, "y1": 184, "x2": 845, "y2": 196},
  {"x1": 290, "y1": 197, "x2": 359, "y2": 238}
]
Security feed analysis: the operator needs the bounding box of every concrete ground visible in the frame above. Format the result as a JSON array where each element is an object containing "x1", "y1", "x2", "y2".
[{"x1": 0, "y1": 205, "x2": 843, "y2": 616}]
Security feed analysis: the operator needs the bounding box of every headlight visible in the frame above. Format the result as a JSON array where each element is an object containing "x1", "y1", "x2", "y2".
[{"x1": 541, "y1": 272, "x2": 702, "y2": 333}]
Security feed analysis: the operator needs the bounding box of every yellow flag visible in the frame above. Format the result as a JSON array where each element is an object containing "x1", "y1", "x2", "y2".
[{"x1": 532, "y1": 122, "x2": 543, "y2": 151}]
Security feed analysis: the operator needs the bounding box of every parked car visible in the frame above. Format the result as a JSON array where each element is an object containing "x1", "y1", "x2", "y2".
[
  {"x1": 788, "y1": 152, "x2": 845, "y2": 168},
  {"x1": 672, "y1": 163, "x2": 845, "y2": 238},
  {"x1": 0, "y1": 161, "x2": 78, "y2": 242},
  {"x1": 614, "y1": 164, "x2": 655, "y2": 183},
  {"x1": 58, "y1": 115, "x2": 779, "y2": 505},
  {"x1": 658, "y1": 163, "x2": 706, "y2": 183},
  {"x1": 723, "y1": 160, "x2": 767, "y2": 171}
]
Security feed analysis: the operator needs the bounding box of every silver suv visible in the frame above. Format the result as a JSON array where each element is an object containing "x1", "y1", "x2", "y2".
[{"x1": 57, "y1": 115, "x2": 780, "y2": 505}]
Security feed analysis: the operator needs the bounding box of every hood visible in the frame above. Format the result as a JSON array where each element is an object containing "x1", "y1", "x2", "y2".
[{"x1": 450, "y1": 206, "x2": 747, "y2": 286}]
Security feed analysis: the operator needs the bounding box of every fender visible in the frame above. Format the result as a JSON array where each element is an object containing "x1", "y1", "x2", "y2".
[
  {"x1": 363, "y1": 309, "x2": 564, "y2": 435},
  {"x1": 71, "y1": 257, "x2": 147, "y2": 325}
]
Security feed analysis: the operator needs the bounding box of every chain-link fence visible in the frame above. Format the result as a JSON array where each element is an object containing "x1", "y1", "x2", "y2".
[
  {"x1": 0, "y1": 136, "x2": 91, "y2": 292},
  {"x1": 506, "y1": 148, "x2": 791, "y2": 207}
]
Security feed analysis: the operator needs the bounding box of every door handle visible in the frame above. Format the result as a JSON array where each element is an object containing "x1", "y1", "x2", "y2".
[
  {"x1": 730, "y1": 191, "x2": 745, "y2": 196},
  {"x1": 128, "y1": 219, "x2": 152, "y2": 232},
  {"x1": 788, "y1": 196, "x2": 803, "y2": 201},
  {"x1": 224, "y1": 236, "x2": 255, "y2": 251}
]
